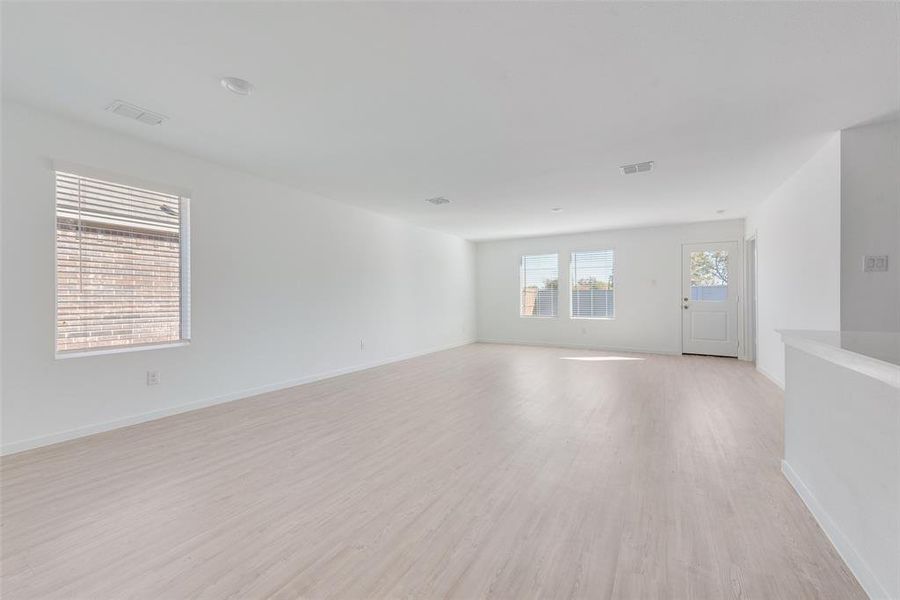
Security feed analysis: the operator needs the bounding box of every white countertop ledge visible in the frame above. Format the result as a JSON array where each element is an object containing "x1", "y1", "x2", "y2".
[{"x1": 779, "y1": 330, "x2": 900, "y2": 390}]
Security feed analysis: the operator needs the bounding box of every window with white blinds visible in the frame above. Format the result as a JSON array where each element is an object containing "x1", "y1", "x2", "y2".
[
  {"x1": 520, "y1": 254, "x2": 559, "y2": 317},
  {"x1": 55, "y1": 170, "x2": 190, "y2": 354},
  {"x1": 571, "y1": 250, "x2": 615, "y2": 319}
]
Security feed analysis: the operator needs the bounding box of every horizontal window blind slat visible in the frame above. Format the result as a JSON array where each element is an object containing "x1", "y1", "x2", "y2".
[
  {"x1": 58, "y1": 324, "x2": 181, "y2": 332},
  {"x1": 56, "y1": 195, "x2": 179, "y2": 220},
  {"x1": 57, "y1": 268, "x2": 181, "y2": 277},
  {"x1": 57, "y1": 242, "x2": 180, "y2": 255},
  {"x1": 56, "y1": 209, "x2": 179, "y2": 233},
  {"x1": 56, "y1": 172, "x2": 180, "y2": 203},
  {"x1": 55, "y1": 186, "x2": 180, "y2": 214},
  {"x1": 56, "y1": 188, "x2": 180, "y2": 216},
  {"x1": 57, "y1": 216, "x2": 180, "y2": 233}
]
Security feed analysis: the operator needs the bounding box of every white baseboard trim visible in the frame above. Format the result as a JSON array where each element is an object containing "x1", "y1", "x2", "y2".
[
  {"x1": 476, "y1": 338, "x2": 681, "y2": 356},
  {"x1": 756, "y1": 364, "x2": 785, "y2": 389},
  {"x1": 1, "y1": 339, "x2": 476, "y2": 456},
  {"x1": 781, "y1": 460, "x2": 891, "y2": 600}
]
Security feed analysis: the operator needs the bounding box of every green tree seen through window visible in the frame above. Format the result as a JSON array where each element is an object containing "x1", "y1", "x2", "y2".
[{"x1": 691, "y1": 250, "x2": 728, "y2": 286}]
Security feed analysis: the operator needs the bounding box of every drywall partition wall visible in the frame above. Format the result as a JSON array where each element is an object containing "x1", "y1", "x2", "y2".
[
  {"x1": 745, "y1": 133, "x2": 841, "y2": 388},
  {"x1": 841, "y1": 118, "x2": 900, "y2": 332},
  {"x1": 0, "y1": 102, "x2": 477, "y2": 454},
  {"x1": 781, "y1": 340, "x2": 900, "y2": 600},
  {"x1": 476, "y1": 219, "x2": 744, "y2": 355}
]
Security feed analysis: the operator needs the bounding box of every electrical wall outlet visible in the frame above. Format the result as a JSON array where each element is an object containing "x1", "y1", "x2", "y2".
[
  {"x1": 146, "y1": 370, "x2": 161, "y2": 386},
  {"x1": 863, "y1": 255, "x2": 889, "y2": 272}
]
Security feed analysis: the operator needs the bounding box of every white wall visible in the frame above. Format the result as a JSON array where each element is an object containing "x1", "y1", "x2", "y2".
[
  {"x1": 476, "y1": 219, "x2": 744, "y2": 355},
  {"x1": 745, "y1": 133, "x2": 842, "y2": 387},
  {"x1": 0, "y1": 102, "x2": 476, "y2": 454},
  {"x1": 782, "y1": 344, "x2": 900, "y2": 600},
  {"x1": 841, "y1": 118, "x2": 900, "y2": 333}
]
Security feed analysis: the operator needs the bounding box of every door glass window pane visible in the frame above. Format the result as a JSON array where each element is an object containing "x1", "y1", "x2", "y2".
[{"x1": 690, "y1": 250, "x2": 728, "y2": 302}]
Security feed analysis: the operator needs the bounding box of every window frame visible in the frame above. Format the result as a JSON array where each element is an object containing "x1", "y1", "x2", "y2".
[
  {"x1": 519, "y1": 253, "x2": 560, "y2": 319},
  {"x1": 51, "y1": 161, "x2": 192, "y2": 359},
  {"x1": 569, "y1": 248, "x2": 616, "y2": 320}
]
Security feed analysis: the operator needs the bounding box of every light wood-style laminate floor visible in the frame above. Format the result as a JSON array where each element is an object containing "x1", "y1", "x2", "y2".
[{"x1": 1, "y1": 343, "x2": 865, "y2": 599}]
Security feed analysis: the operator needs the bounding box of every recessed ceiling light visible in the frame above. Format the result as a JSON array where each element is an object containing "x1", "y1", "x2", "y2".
[
  {"x1": 220, "y1": 77, "x2": 254, "y2": 96},
  {"x1": 550, "y1": 207, "x2": 563, "y2": 213},
  {"x1": 425, "y1": 197, "x2": 450, "y2": 205}
]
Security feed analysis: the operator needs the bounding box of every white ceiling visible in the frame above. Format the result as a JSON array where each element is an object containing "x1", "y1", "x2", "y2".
[{"x1": 2, "y1": 2, "x2": 897, "y2": 240}]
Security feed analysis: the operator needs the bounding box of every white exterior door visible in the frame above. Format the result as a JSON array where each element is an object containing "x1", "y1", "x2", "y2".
[{"x1": 682, "y1": 241, "x2": 739, "y2": 357}]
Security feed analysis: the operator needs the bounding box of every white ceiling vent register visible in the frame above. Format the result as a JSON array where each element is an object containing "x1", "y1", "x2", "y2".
[
  {"x1": 620, "y1": 161, "x2": 655, "y2": 175},
  {"x1": 105, "y1": 100, "x2": 168, "y2": 126},
  {"x1": 425, "y1": 197, "x2": 451, "y2": 205}
]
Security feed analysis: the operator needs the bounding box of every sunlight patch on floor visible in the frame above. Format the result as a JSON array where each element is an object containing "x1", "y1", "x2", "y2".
[{"x1": 560, "y1": 356, "x2": 644, "y2": 362}]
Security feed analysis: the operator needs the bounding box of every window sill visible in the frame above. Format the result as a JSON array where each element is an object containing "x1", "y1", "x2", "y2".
[
  {"x1": 55, "y1": 340, "x2": 190, "y2": 360},
  {"x1": 571, "y1": 317, "x2": 616, "y2": 321}
]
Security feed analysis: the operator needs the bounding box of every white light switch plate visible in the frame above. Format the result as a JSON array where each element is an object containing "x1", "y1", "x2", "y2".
[{"x1": 864, "y1": 255, "x2": 888, "y2": 272}]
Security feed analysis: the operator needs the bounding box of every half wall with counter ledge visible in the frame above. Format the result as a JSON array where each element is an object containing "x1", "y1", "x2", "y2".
[{"x1": 780, "y1": 330, "x2": 900, "y2": 600}]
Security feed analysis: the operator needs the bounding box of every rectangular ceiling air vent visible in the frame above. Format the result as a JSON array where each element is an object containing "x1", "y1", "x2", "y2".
[
  {"x1": 106, "y1": 100, "x2": 168, "y2": 126},
  {"x1": 425, "y1": 196, "x2": 451, "y2": 205},
  {"x1": 620, "y1": 161, "x2": 655, "y2": 175}
]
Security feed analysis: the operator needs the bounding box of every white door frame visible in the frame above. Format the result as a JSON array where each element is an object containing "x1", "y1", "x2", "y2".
[
  {"x1": 681, "y1": 240, "x2": 743, "y2": 357},
  {"x1": 742, "y1": 233, "x2": 758, "y2": 362}
]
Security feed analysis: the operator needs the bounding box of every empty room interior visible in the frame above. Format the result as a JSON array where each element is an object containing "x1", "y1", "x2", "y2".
[{"x1": 2, "y1": 2, "x2": 899, "y2": 599}]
